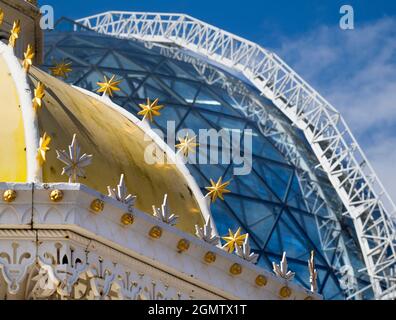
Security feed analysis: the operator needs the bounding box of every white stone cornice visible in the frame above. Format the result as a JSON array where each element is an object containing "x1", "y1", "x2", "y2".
[{"x1": 0, "y1": 182, "x2": 321, "y2": 300}]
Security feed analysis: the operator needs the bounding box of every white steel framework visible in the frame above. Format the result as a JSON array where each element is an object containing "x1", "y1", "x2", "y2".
[{"x1": 75, "y1": 11, "x2": 396, "y2": 299}]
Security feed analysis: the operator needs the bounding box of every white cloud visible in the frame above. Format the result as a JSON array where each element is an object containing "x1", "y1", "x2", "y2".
[{"x1": 269, "y1": 17, "x2": 396, "y2": 203}]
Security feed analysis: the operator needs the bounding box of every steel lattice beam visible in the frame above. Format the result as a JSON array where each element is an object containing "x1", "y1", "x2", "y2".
[{"x1": 75, "y1": 11, "x2": 396, "y2": 299}]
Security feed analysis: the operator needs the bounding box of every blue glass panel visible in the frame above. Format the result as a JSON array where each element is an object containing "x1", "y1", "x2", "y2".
[
  {"x1": 222, "y1": 168, "x2": 280, "y2": 203},
  {"x1": 253, "y1": 159, "x2": 293, "y2": 201},
  {"x1": 114, "y1": 52, "x2": 147, "y2": 71},
  {"x1": 210, "y1": 200, "x2": 246, "y2": 238}
]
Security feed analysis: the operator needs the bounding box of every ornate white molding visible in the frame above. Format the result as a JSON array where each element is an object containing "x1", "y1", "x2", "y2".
[{"x1": 0, "y1": 182, "x2": 319, "y2": 300}]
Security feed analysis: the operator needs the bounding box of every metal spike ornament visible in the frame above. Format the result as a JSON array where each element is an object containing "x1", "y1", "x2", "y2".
[
  {"x1": 235, "y1": 234, "x2": 259, "y2": 264},
  {"x1": 56, "y1": 134, "x2": 93, "y2": 183},
  {"x1": 107, "y1": 174, "x2": 137, "y2": 211},
  {"x1": 308, "y1": 250, "x2": 318, "y2": 293},
  {"x1": 195, "y1": 218, "x2": 219, "y2": 245},
  {"x1": 152, "y1": 194, "x2": 179, "y2": 226},
  {"x1": 272, "y1": 252, "x2": 295, "y2": 281}
]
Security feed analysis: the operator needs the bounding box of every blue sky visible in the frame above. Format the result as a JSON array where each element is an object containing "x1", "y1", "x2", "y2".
[
  {"x1": 43, "y1": 0, "x2": 396, "y2": 43},
  {"x1": 42, "y1": 0, "x2": 396, "y2": 202}
]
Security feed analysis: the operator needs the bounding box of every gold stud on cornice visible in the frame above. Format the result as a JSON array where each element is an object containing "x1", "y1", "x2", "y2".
[
  {"x1": 279, "y1": 286, "x2": 292, "y2": 298},
  {"x1": 203, "y1": 251, "x2": 216, "y2": 264},
  {"x1": 121, "y1": 213, "x2": 134, "y2": 226},
  {"x1": 229, "y1": 263, "x2": 242, "y2": 275},
  {"x1": 149, "y1": 226, "x2": 162, "y2": 239},
  {"x1": 8, "y1": 20, "x2": 21, "y2": 48},
  {"x1": 255, "y1": 274, "x2": 267, "y2": 287},
  {"x1": 90, "y1": 199, "x2": 104, "y2": 213},
  {"x1": 23, "y1": 44, "x2": 34, "y2": 72},
  {"x1": 3, "y1": 190, "x2": 17, "y2": 203},
  {"x1": 138, "y1": 98, "x2": 164, "y2": 122},
  {"x1": 176, "y1": 239, "x2": 190, "y2": 253},
  {"x1": 50, "y1": 189, "x2": 64, "y2": 202}
]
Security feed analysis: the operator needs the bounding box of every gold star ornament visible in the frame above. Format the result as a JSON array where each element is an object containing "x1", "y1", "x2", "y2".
[
  {"x1": 8, "y1": 20, "x2": 21, "y2": 48},
  {"x1": 138, "y1": 98, "x2": 164, "y2": 122},
  {"x1": 32, "y1": 82, "x2": 45, "y2": 112},
  {"x1": 23, "y1": 44, "x2": 34, "y2": 72},
  {"x1": 96, "y1": 75, "x2": 122, "y2": 97},
  {"x1": 37, "y1": 132, "x2": 51, "y2": 166},
  {"x1": 49, "y1": 60, "x2": 72, "y2": 78},
  {"x1": 176, "y1": 133, "x2": 199, "y2": 157},
  {"x1": 222, "y1": 227, "x2": 247, "y2": 253},
  {"x1": 205, "y1": 176, "x2": 231, "y2": 203}
]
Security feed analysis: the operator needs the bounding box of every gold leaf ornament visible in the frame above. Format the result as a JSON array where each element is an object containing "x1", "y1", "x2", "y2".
[
  {"x1": 32, "y1": 82, "x2": 46, "y2": 112},
  {"x1": 23, "y1": 44, "x2": 35, "y2": 72},
  {"x1": 8, "y1": 20, "x2": 21, "y2": 48},
  {"x1": 37, "y1": 132, "x2": 51, "y2": 166}
]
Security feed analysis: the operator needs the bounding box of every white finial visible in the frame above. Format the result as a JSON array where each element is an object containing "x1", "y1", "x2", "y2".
[
  {"x1": 235, "y1": 234, "x2": 259, "y2": 264},
  {"x1": 56, "y1": 134, "x2": 93, "y2": 183},
  {"x1": 195, "y1": 218, "x2": 219, "y2": 245},
  {"x1": 152, "y1": 194, "x2": 179, "y2": 226},
  {"x1": 273, "y1": 252, "x2": 295, "y2": 281},
  {"x1": 107, "y1": 174, "x2": 136, "y2": 212}
]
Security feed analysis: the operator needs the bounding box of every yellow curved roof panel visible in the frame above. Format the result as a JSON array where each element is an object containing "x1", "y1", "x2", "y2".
[
  {"x1": 28, "y1": 67, "x2": 204, "y2": 234},
  {"x1": 0, "y1": 56, "x2": 27, "y2": 182}
]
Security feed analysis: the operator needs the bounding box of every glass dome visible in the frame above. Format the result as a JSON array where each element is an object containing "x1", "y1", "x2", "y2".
[{"x1": 42, "y1": 18, "x2": 372, "y2": 299}]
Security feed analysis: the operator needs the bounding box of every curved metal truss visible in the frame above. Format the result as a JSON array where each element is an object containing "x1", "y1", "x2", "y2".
[{"x1": 76, "y1": 11, "x2": 396, "y2": 299}]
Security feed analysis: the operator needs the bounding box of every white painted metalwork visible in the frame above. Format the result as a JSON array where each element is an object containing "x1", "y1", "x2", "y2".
[{"x1": 76, "y1": 11, "x2": 396, "y2": 299}]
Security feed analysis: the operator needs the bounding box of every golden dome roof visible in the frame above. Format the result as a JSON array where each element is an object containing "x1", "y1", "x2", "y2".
[{"x1": 0, "y1": 48, "x2": 206, "y2": 234}]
